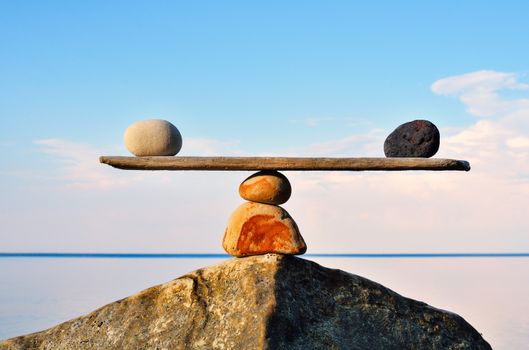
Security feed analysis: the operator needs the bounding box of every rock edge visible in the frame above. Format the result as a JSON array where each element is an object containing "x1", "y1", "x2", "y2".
[{"x1": 0, "y1": 255, "x2": 491, "y2": 350}]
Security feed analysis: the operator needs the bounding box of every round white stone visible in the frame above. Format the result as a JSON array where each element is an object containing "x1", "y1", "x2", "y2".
[{"x1": 124, "y1": 119, "x2": 182, "y2": 156}]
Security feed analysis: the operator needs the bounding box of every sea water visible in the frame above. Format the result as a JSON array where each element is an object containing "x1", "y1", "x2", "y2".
[{"x1": 1, "y1": 256, "x2": 528, "y2": 349}]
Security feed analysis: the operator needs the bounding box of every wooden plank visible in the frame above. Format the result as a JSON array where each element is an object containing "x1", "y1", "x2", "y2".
[{"x1": 99, "y1": 156, "x2": 471, "y2": 171}]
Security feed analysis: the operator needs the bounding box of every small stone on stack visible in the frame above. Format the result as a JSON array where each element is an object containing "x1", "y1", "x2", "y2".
[
  {"x1": 239, "y1": 170, "x2": 291, "y2": 205},
  {"x1": 384, "y1": 120, "x2": 440, "y2": 158},
  {"x1": 223, "y1": 171, "x2": 306, "y2": 257},
  {"x1": 124, "y1": 119, "x2": 182, "y2": 156}
]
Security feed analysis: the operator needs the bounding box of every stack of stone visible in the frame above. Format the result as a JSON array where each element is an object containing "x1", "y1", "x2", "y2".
[
  {"x1": 122, "y1": 119, "x2": 307, "y2": 258},
  {"x1": 223, "y1": 171, "x2": 307, "y2": 257}
]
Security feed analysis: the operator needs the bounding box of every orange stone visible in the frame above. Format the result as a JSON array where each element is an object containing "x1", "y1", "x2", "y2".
[
  {"x1": 239, "y1": 171, "x2": 291, "y2": 205},
  {"x1": 222, "y1": 202, "x2": 306, "y2": 257}
]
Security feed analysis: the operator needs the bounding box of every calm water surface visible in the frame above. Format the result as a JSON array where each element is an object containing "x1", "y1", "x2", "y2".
[{"x1": 1, "y1": 257, "x2": 528, "y2": 349}]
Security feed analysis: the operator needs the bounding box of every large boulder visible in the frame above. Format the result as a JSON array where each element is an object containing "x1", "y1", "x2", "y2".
[{"x1": 0, "y1": 255, "x2": 491, "y2": 349}]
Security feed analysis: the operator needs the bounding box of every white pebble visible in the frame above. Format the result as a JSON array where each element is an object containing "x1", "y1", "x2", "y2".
[{"x1": 124, "y1": 119, "x2": 182, "y2": 156}]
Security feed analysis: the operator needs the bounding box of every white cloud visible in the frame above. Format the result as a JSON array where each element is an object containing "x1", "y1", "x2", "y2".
[
  {"x1": 304, "y1": 117, "x2": 335, "y2": 127},
  {"x1": 284, "y1": 128, "x2": 386, "y2": 157},
  {"x1": 32, "y1": 136, "x2": 243, "y2": 190},
  {"x1": 431, "y1": 70, "x2": 529, "y2": 117},
  {"x1": 506, "y1": 136, "x2": 529, "y2": 149},
  {"x1": 431, "y1": 70, "x2": 528, "y2": 96},
  {"x1": 282, "y1": 70, "x2": 529, "y2": 253},
  {"x1": 33, "y1": 138, "x2": 145, "y2": 189},
  {"x1": 178, "y1": 137, "x2": 242, "y2": 156},
  {"x1": 434, "y1": 71, "x2": 529, "y2": 182}
]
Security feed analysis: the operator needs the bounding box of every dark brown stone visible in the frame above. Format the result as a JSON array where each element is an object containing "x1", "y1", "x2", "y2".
[
  {"x1": 0, "y1": 255, "x2": 491, "y2": 350},
  {"x1": 384, "y1": 120, "x2": 440, "y2": 158}
]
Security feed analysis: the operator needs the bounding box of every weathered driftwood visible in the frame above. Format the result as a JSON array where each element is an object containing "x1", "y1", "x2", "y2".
[{"x1": 99, "y1": 156, "x2": 470, "y2": 171}]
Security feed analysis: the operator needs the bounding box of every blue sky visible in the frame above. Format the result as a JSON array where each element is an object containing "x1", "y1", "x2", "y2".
[
  {"x1": 2, "y1": 1, "x2": 528, "y2": 149},
  {"x1": 1, "y1": 1, "x2": 529, "y2": 254}
]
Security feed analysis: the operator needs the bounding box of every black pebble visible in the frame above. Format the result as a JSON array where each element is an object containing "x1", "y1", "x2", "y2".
[{"x1": 384, "y1": 120, "x2": 440, "y2": 158}]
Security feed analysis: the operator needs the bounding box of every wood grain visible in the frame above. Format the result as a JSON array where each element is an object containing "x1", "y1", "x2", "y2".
[{"x1": 99, "y1": 156, "x2": 471, "y2": 171}]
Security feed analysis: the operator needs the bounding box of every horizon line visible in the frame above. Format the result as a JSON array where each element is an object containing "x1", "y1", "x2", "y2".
[{"x1": 1, "y1": 252, "x2": 529, "y2": 259}]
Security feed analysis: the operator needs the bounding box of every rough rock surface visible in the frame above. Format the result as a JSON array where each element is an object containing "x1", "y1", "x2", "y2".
[
  {"x1": 384, "y1": 120, "x2": 440, "y2": 158},
  {"x1": 239, "y1": 170, "x2": 292, "y2": 204},
  {"x1": 223, "y1": 202, "x2": 306, "y2": 257},
  {"x1": 0, "y1": 255, "x2": 491, "y2": 350},
  {"x1": 124, "y1": 119, "x2": 183, "y2": 156}
]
